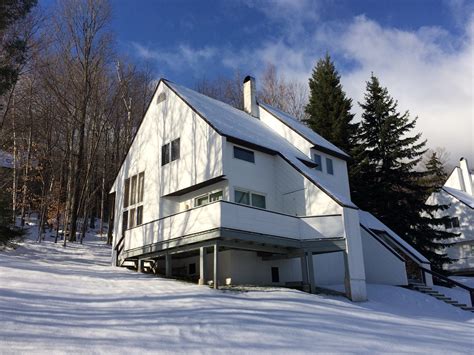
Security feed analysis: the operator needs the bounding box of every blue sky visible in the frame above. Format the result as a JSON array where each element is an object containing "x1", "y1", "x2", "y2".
[{"x1": 40, "y1": 0, "x2": 474, "y2": 164}]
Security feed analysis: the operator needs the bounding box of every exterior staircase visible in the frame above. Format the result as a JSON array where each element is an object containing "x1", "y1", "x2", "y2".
[{"x1": 409, "y1": 282, "x2": 474, "y2": 313}]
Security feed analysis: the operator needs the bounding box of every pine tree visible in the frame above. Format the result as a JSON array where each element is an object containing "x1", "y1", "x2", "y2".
[
  {"x1": 351, "y1": 74, "x2": 455, "y2": 270},
  {"x1": 423, "y1": 152, "x2": 448, "y2": 194},
  {"x1": 304, "y1": 53, "x2": 357, "y2": 152}
]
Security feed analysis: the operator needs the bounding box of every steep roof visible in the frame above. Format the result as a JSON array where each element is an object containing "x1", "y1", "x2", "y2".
[
  {"x1": 164, "y1": 80, "x2": 356, "y2": 208},
  {"x1": 358, "y1": 210, "x2": 430, "y2": 264},
  {"x1": 259, "y1": 103, "x2": 350, "y2": 160},
  {"x1": 442, "y1": 186, "x2": 474, "y2": 209}
]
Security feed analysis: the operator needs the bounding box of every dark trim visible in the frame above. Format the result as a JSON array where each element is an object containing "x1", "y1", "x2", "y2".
[
  {"x1": 368, "y1": 227, "x2": 427, "y2": 264},
  {"x1": 163, "y1": 175, "x2": 227, "y2": 197},
  {"x1": 298, "y1": 158, "x2": 318, "y2": 169},
  {"x1": 360, "y1": 225, "x2": 405, "y2": 262},
  {"x1": 441, "y1": 187, "x2": 474, "y2": 210},
  {"x1": 259, "y1": 104, "x2": 350, "y2": 161},
  {"x1": 312, "y1": 144, "x2": 352, "y2": 162},
  {"x1": 226, "y1": 136, "x2": 277, "y2": 156},
  {"x1": 299, "y1": 214, "x2": 342, "y2": 219}
]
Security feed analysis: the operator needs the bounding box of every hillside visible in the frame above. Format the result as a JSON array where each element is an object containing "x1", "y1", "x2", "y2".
[{"x1": 1, "y1": 229, "x2": 473, "y2": 354}]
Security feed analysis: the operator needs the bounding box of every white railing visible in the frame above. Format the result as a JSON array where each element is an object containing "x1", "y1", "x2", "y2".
[{"x1": 124, "y1": 201, "x2": 344, "y2": 251}]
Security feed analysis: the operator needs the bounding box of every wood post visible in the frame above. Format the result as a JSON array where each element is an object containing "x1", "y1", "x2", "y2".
[
  {"x1": 199, "y1": 247, "x2": 207, "y2": 285},
  {"x1": 300, "y1": 253, "x2": 309, "y2": 285},
  {"x1": 137, "y1": 259, "x2": 143, "y2": 273},
  {"x1": 306, "y1": 251, "x2": 316, "y2": 294},
  {"x1": 165, "y1": 254, "x2": 172, "y2": 277},
  {"x1": 213, "y1": 243, "x2": 219, "y2": 289}
]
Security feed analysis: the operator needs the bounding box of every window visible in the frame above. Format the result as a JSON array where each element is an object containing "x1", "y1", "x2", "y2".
[
  {"x1": 137, "y1": 172, "x2": 145, "y2": 203},
  {"x1": 235, "y1": 190, "x2": 266, "y2": 209},
  {"x1": 129, "y1": 208, "x2": 136, "y2": 228},
  {"x1": 251, "y1": 193, "x2": 266, "y2": 209},
  {"x1": 271, "y1": 267, "x2": 280, "y2": 283},
  {"x1": 136, "y1": 206, "x2": 143, "y2": 226},
  {"x1": 161, "y1": 143, "x2": 170, "y2": 166},
  {"x1": 162, "y1": 138, "x2": 180, "y2": 166},
  {"x1": 124, "y1": 178, "x2": 130, "y2": 208},
  {"x1": 171, "y1": 138, "x2": 180, "y2": 161},
  {"x1": 156, "y1": 92, "x2": 166, "y2": 104},
  {"x1": 235, "y1": 190, "x2": 250, "y2": 205},
  {"x1": 326, "y1": 157, "x2": 334, "y2": 175},
  {"x1": 470, "y1": 245, "x2": 474, "y2": 255},
  {"x1": 209, "y1": 190, "x2": 223, "y2": 202},
  {"x1": 234, "y1": 146, "x2": 255, "y2": 163},
  {"x1": 195, "y1": 195, "x2": 209, "y2": 207},
  {"x1": 130, "y1": 175, "x2": 137, "y2": 205},
  {"x1": 313, "y1": 154, "x2": 322, "y2": 171},
  {"x1": 189, "y1": 263, "x2": 196, "y2": 275},
  {"x1": 194, "y1": 190, "x2": 223, "y2": 207},
  {"x1": 122, "y1": 211, "x2": 128, "y2": 231},
  {"x1": 123, "y1": 172, "x2": 145, "y2": 228},
  {"x1": 445, "y1": 217, "x2": 460, "y2": 229}
]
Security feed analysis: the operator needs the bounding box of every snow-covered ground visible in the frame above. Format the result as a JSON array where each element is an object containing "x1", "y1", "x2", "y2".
[{"x1": 1, "y1": 229, "x2": 473, "y2": 354}]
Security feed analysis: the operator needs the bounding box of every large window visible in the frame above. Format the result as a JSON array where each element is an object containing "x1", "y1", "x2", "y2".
[
  {"x1": 162, "y1": 138, "x2": 180, "y2": 166},
  {"x1": 313, "y1": 154, "x2": 322, "y2": 171},
  {"x1": 234, "y1": 146, "x2": 255, "y2": 163},
  {"x1": 194, "y1": 190, "x2": 223, "y2": 207},
  {"x1": 123, "y1": 171, "x2": 145, "y2": 229},
  {"x1": 234, "y1": 189, "x2": 266, "y2": 209}
]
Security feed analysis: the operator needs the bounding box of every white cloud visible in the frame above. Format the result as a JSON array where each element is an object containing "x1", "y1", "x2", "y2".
[
  {"x1": 131, "y1": 42, "x2": 218, "y2": 73},
  {"x1": 227, "y1": 13, "x2": 473, "y2": 165}
]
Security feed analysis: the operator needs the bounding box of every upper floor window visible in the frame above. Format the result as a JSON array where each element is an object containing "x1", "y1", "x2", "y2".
[
  {"x1": 234, "y1": 146, "x2": 255, "y2": 163},
  {"x1": 235, "y1": 189, "x2": 266, "y2": 209},
  {"x1": 313, "y1": 154, "x2": 322, "y2": 171},
  {"x1": 162, "y1": 138, "x2": 180, "y2": 166},
  {"x1": 124, "y1": 178, "x2": 130, "y2": 208},
  {"x1": 326, "y1": 157, "x2": 334, "y2": 175}
]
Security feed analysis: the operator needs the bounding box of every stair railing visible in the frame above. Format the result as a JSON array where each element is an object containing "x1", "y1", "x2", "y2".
[
  {"x1": 419, "y1": 266, "x2": 474, "y2": 307},
  {"x1": 114, "y1": 233, "x2": 125, "y2": 266}
]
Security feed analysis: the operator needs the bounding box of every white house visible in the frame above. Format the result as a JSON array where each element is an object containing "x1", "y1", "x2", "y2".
[
  {"x1": 109, "y1": 77, "x2": 432, "y2": 302},
  {"x1": 426, "y1": 158, "x2": 474, "y2": 274}
]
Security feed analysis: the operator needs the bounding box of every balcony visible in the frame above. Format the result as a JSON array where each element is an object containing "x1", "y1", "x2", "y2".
[{"x1": 122, "y1": 200, "x2": 345, "y2": 259}]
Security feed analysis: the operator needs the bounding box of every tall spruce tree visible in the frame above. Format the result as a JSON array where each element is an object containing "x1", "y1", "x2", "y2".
[
  {"x1": 351, "y1": 74, "x2": 455, "y2": 270},
  {"x1": 304, "y1": 53, "x2": 357, "y2": 153},
  {"x1": 423, "y1": 152, "x2": 448, "y2": 194}
]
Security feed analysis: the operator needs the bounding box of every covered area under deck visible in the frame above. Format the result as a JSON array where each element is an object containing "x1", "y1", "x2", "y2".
[{"x1": 120, "y1": 227, "x2": 348, "y2": 295}]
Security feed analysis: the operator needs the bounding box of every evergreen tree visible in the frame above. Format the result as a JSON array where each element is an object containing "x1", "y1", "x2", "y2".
[
  {"x1": 423, "y1": 152, "x2": 448, "y2": 194},
  {"x1": 0, "y1": 0, "x2": 37, "y2": 98},
  {"x1": 304, "y1": 53, "x2": 357, "y2": 152},
  {"x1": 351, "y1": 74, "x2": 455, "y2": 270}
]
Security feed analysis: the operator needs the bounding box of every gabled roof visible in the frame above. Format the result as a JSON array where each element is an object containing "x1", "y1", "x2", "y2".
[
  {"x1": 259, "y1": 103, "x2": 350, "y2": 160},
  {"x1": 358, "y1": 210, "x2": 430, "y2": 264},
  {"x1": 442, "y1": 186, "x2": 474, "y2": 209},
  {"x1": 164, "y1": 80, "x2": 356, "y2": 208}
]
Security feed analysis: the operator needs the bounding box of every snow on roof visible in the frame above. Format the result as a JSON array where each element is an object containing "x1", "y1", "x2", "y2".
[
  {"x1": 165, "y1": 80, "x2": 356, "y2": 208},
  {"x1": 358, "y1": 210, "x2": 430, "y2": 264},
  {"x1": 442, "y1": 186, "x2": 474, "y2": 209},
  {"x1": 259, "y1": 103, "x2": 350, "y2": 159}
]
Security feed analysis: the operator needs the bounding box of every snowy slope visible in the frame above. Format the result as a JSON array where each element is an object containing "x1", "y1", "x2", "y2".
[{"x1": 0, "y1": 230, "x2": 473, "y2": 354}]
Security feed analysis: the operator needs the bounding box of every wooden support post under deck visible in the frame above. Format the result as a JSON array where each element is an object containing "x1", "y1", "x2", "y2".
[
  {"x1": 306, "y1": 251, "x2": 316, "y2": 294},
  {"x1": 199, "y1": 247, "x2": 207, "y2": 285},
  {"x1": 137, "y1": 259, "x2": 143, "y2": 273},
  {"x1": 165, "y1": 254, "x2": 172, "y2": 277},
  {"x1": 213, "y1": 243, "x2": 219, "y2": 289}
]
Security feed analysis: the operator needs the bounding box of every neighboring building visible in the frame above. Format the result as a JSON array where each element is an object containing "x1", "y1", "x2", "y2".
[
  {"x1": 426, "y1": 158, "x2": 474, "y2": 275},
  {"x1": 0, "y1": 150, "x2": 14, "y2": 169},
  {"x1": 110, "y1": 77, "x2": 433, "y2": 302}
]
